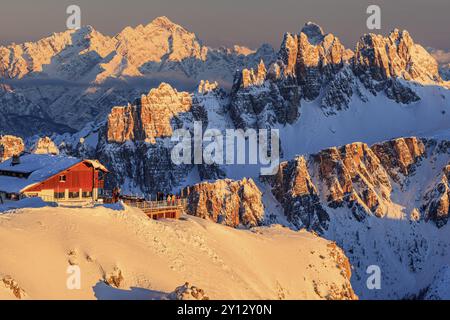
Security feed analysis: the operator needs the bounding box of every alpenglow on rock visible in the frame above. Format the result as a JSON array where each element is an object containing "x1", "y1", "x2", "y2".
[
  {"x1": 279, "y1": 22, "x2": 353, "y2": 100},
  {"x1": 107, "y1": 83, "x2": 192, "y2": 144},
  {"x1": 354, "y1": 29, "x2": 441, "y2": 84},
  {"x1": 0, "y1": 16, "x2": 275, "y2": 136},
  {"x1": 93, "y1": 81, "x2": 228, "y2": 195},
  {"x1": 229, "y1": 23, "x2": 445, "y2": 126},
  {"x1": 262, "y1": 136, "x2": 450, "y2": 299},
  {"x1": 183, "y1": 178, "x2": 265, "y2": 228},
  {"x1": 422, "y1": 163, "x2": 450, "y2": 228},
  {"x1": 0, "y1": 135, "x2": 24, "y2": 161},
  {"x1": 264, "y1": 137, "x2": 450, "y2": 231},
  {"x1": 31, "y1": 137, "x2": 59, "y2": 155}
]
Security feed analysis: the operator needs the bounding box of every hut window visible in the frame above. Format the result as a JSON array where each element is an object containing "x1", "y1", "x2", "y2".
[
  {"x1": 59, "y1": 175, "x2": 67, "y2": 182},
  {"x1": 82, "y1": 191, "x2": 92, "y2": 198},
  {"x1": 54, "y1": 192, "x2": 65, "y2": 199},
  {"x1": 69, "y1": 191, "x2": 80, "y2": 199}
]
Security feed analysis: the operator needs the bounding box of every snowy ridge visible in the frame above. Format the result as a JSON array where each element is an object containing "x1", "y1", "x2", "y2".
[{"x1": 0, "y1": 17, "x2": 275, "y2": 136}]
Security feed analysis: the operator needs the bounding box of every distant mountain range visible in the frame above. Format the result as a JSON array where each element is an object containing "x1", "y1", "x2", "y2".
[
  {"x1": 1, "y1": 16, "x2": 449, "y2": 137},
  {"x1": 0, "y1": 16, "x2": 275, "y2": 136}
]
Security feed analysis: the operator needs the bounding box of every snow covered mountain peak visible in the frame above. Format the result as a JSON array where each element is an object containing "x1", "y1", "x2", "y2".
[
  {"x1": 115, "y1": 15, "x2": 206, "y2": 65},
  {"x1": 0, "y1": 18, "x2": 275, "y2": 136},
  {"x1": 0, "y1": 20, "x2": 448, "y2": 139},
  {"x1": 146, "y1": 15, "x2": 180, "y2": 29}
]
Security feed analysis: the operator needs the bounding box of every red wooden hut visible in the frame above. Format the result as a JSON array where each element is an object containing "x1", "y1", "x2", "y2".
[{"x1": 0, "y1": 154, "x2": 108, "y2": 203}]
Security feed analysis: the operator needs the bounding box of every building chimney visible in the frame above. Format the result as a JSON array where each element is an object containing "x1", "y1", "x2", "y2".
[{"x1": 11, "y1": 154, "x2": 21, "y2": 166}]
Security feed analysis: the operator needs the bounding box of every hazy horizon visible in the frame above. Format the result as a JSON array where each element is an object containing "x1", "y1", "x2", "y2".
[{"x1": 0, "y1": 0, "x2": 449, "y2": 51}]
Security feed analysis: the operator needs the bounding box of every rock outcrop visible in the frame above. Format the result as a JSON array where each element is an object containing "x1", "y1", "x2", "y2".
[
  {"x1": 371, "y1": 137, "x2": 425, "y2": 182},
  {"x1": 440, "y1": 64, "x2": 450, "y2": 81},
  {"x1": 1, "y1": 275, "x2": 26, "y2": 299},
  {"x1": 229, "y1": 22, "x2": 352, "y2": 129},
  {"x1": 198, "y1": 80, "x2": 219, "y2": 94},
  {"x1": 96, "y1": 82, "x2": 227, "y2": 194},
  {"x1": 0, "y1": 135, "x2": 24, "y2": 161},
  {"x1": 107, "y1": 83, "x2": 192, "y2": 144},
  {"x1": 268, "y1": 156, "x2": 329, "y2": 231},
  {"x1": 264, "y1": 136, "x2": 450, "y2": 299},
  {"x1": 167, "y1": 282, "x2": 209, "y2": 300},
  {"x1": 183, "y1": 178, "x2": 264, "y2": 228},
  {"x1": 280, "y1": 22, "x2": 353, "y2": 100},
  {"x1": 322, "y1": 242, "x2": 358, "y2": 300},
  {"x1": 354, "y1": 29, "x2": 441, "y2": 85},
  {"x1": 104, "y1": 267, "x2": 125, "y2": 289},
  {"x1": 230, "y1": 67, "x2": 300, "y2": 129},
  {"x1": 31, "y1": 136, "x2": 59, "y2": 155},
  {"x1": 422, "y1": 164, "x2": 450, "y2": 228},
  {"x1": 265, "y1": 137, "x2": 441, "y2": 231},
  {"x1": 230, "y1": 24, "x2": 443, "y2": 127}
]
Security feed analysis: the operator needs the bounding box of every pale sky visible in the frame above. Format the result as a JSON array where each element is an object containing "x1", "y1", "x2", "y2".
[{"x1": 1, "y1": 0, "x2": 449, "y2": 50}]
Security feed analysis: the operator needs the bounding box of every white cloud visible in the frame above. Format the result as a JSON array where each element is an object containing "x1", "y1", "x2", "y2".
[{"x1": 428, "y1": 47, "x2": 450, "y2": 65}]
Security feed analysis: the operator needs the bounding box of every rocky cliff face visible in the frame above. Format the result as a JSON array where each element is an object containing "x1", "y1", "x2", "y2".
[
  {"x1": 197, "y1": 80, "x2": 219, "y2": 94},
  {"x1": 98, "y1": 83, "x2": 195, "y2": 193},
  {"x1": 0, "y1": 17, "x2": 274, "y2": 83},
  {"x1": 440, "y1": 64, "x2": 450, "y2": 81},
  {"x1": 354, "y1": 29, "x2": 441, "y2": 84},
  {"x1": 280, "y1": 22, "x2": 353, "y2": 101},
  {"x1": 228, "y1": 22, "x2": 352, "y2": 129},
  {"x1": 90, "y1": 82, "x2": 228, "y2": 194},
  {"x1": 0, "y1": 135, "x2": 24, "y2": 161},
  {"x1": 229, "y1": 24, "x2": 444, "y2": 128},
  {"x1": 422, "y1": 163, "x2": 450, "y2": 227},
  {"x1": 265, "y1": 137, "x2": 446, "y2": 231},
  {"x1": 264, "y1": 136, "x2": 450, "y2": 299},
  {"x1": 229, "y1": 75, "x2": 300, "y2": 129},
  {"x1": 107, "y1": 83, "x2": 192, "y2": 144},
  {"x1": 0, "y1": 84, "x2": 76, "y2": 137},
  {"x1": 268, "y1": 156, "x2": 329, "y2": 231},
  {"x1": 183, "y1": 178, "x2": 264, "y2": 228}
]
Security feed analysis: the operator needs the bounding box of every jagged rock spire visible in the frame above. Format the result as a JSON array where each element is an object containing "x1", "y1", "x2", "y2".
[
  {"x1": 107, "y1": 83, "x2": 192, "y2": 144},
  {"x1": 354, "y1": 28, "x2": 441, "y2": 84}
]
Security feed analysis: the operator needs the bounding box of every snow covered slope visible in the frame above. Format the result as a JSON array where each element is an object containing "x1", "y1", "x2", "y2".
[
  {"x1": 0, "y1": 205, "x2": 355, "y2": 300},
  {"x1": 264, "y1": 136, "x2": 450, "y2": 299}
]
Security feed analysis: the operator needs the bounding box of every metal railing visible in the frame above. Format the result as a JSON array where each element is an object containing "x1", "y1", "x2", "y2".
[{"x1": 122, "y1": 198, "x2": 188, "y2": 210}]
